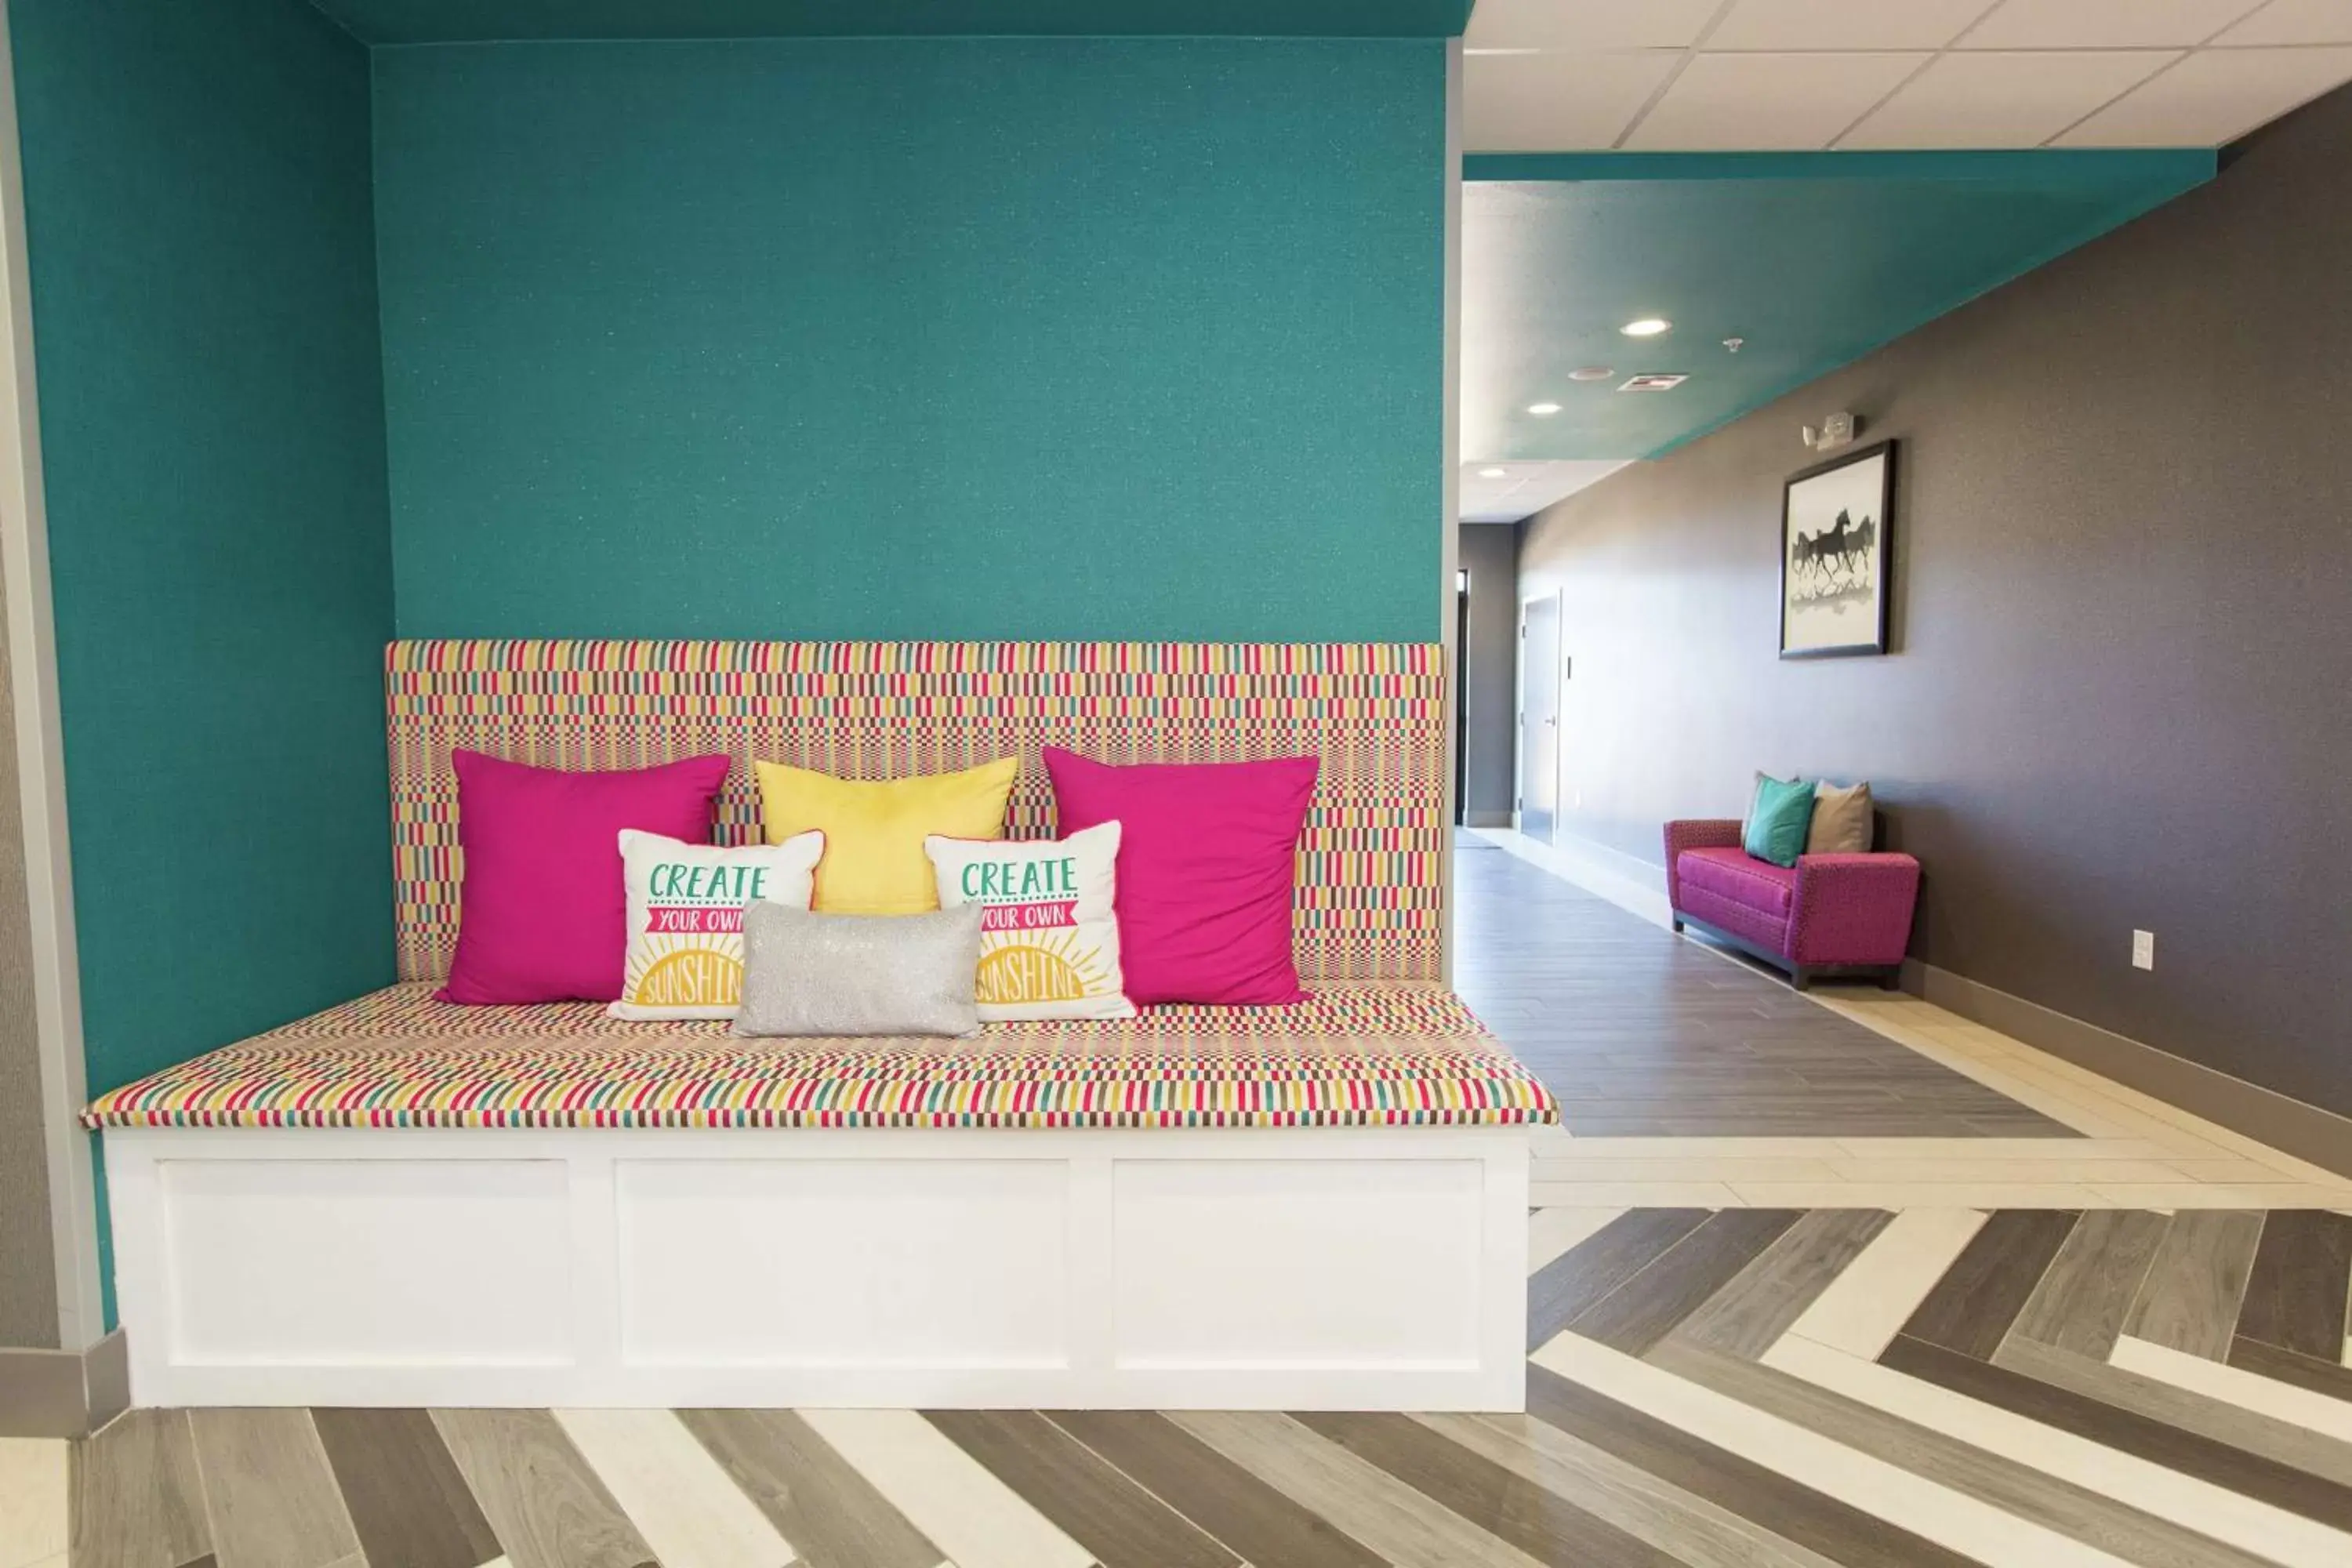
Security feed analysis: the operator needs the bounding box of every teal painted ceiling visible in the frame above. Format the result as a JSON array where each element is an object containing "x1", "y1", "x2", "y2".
[
  {"x1": 1463, "y1": 151, "x2": 2214, "y2": 465},
  {"x1": 307, "y1": 0, "x2": 1472, "y2": 42}
]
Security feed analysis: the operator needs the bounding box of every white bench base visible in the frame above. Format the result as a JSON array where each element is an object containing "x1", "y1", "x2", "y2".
[{"x1": 104, "y1": 1124, "x2": 1530, "y2": 1411}]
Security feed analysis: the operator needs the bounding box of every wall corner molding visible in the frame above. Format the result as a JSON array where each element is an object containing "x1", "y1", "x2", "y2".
[
  {"x1": 0, "y1": 2, "x2": 103, "y2": 1353},
  {"x1": 0, "y1": 1327, "x2": 125, "y2": 1437}
]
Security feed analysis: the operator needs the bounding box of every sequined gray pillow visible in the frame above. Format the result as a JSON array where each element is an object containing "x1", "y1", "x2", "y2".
[{"x1": 731, "y1": 900, "x2": 984, "y2": 1039}]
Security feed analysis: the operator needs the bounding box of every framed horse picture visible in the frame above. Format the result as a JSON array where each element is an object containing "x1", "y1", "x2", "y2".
[{"x1": 1780, "y1": 439, "x2": 1895, "y2": 658}]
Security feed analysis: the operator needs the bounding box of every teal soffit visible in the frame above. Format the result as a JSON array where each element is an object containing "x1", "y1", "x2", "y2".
[
  {"x1": 1463, "y1": 149, "x2": 2216, "y2": 464},
  {"x1": 307, "y1": 1, "x2": 1473, "y2": 42}
]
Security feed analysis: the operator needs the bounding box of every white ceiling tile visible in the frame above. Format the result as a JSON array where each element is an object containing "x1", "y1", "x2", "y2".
[
  {"x1": 2218, "y1": 0, "x2": 2352, "y2": 44},
  {"x1": 1840, "y1": 49, "x2": 2179, "y2": 147},
  {"x1": 1464, "y1": 50, "x2": 1682, "y2": 152},
  {"x1": 1963, "y1": 0, "x2": 2269, "y2": 49},
  {"x1": 1465, "y1": 0, "x2": 1726, "y2": 51},
  {"x1": 1624, "y1": 53, "x2": 1932, "y2": 149},
  {"x1": 2056, "y1": 44, "x2": 2352, "y2": 142},
  {"x1": 1709, "y1": 0, "x2": 2000, "y2": 52}
]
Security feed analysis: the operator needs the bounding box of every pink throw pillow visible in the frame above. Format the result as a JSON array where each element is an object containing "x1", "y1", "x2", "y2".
[
  {"x1": 438, "y1": 750, "x2": 733, "y2": 1005},
  {"x1": 1044, "y1": 746, "x2": 1318, "y2": 1007}
]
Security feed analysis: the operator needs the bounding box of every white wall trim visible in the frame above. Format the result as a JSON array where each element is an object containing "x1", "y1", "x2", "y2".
[{"x1": 0, "y1": 6, "x2": 103, "y2": 1353}]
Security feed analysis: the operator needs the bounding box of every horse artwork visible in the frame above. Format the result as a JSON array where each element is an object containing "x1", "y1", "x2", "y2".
[{"x1": 1781, "y1": 441, "x2": 1895, "y2": 657}]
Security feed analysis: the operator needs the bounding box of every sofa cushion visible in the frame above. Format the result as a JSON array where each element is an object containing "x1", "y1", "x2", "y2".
[
  {"x1": 1677, "y1": 847, "x2": 1797, "y2": 917},
  {"x1": 81, "y1": 982, "x2": 1558, "y2": 1131}
]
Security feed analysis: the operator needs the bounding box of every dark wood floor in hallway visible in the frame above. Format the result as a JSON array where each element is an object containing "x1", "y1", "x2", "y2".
[{"x1": 1451, "y1": 834, "x2": 2075, "y2": 1139}]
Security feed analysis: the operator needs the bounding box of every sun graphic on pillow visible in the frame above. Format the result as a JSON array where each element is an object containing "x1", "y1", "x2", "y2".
[
  {"x1": 978, "y1": 931, "x2": 1114, "y2": 1004},
  {"x1": 626, "y1": 936, "x2": 743, "y2": 1010}
]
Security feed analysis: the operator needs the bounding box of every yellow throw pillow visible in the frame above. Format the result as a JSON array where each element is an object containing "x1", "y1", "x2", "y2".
[{"x1": 755, "y1": 757, "x2": 1019, "y2": 915}]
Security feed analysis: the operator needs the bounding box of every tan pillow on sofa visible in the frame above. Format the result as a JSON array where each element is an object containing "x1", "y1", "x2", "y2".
[{"x1": 1806, "y1": 781, "x2": 1873, "y2": 855}]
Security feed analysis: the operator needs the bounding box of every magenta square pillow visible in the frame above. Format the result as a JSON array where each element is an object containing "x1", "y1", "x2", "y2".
[
  {"x1": 438, "y1": 750, "x2": 733, "y2": 1005},
  {"x1": 1044, "y1": 746, "x2": 1319, "y2": 1007}
]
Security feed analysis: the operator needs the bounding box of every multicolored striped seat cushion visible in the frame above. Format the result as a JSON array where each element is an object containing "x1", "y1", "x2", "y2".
[{"x1": 83, "y1": 982, "x2": 1558, "y2": 1131}]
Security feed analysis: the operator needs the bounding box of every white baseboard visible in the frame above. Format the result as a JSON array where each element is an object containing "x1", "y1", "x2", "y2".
[{"x1": 1468, "y1": 826, "x2": 1674, "y2": 929}]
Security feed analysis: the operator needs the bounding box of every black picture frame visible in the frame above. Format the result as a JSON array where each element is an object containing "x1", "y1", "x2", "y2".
[{"x1": 1780, "y1": 438, "x2": 1895, "y2": 659}]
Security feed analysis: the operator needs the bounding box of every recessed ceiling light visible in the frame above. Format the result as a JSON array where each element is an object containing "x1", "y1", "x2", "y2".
[
  {"x1": 1621, "y1": 318, "x2": 1672, "y2": 338},
  {"x1": 1526, "y1": 401, "x2": 1563, "y2": 416},
  {"x1": 1619, "y1": 372, "x2": 1689, "y2": 393},
  {"x1": 1567, "y1": 366, "x2": 1613, "y2": 382},
  {"x1": 1478, "y1": 466, "x2": 1508, "y2": 478}
]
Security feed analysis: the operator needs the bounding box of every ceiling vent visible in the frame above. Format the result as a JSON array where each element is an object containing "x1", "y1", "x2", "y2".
[{"x1": 1619, "y1": 373, "x2": 1688, "y2": 393}]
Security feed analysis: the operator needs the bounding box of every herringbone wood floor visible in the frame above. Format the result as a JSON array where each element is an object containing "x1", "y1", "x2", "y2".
[{"x1": 30, "y1": 1205, "x2": 2352, "y2": 1568}]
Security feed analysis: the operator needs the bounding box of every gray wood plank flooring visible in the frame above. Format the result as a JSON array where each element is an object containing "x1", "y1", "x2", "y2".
[
  {"x1": 1452, "y1": 837, "x2": 2074, "y2": 1137},
  {"x1": 184, "y1": 1410, "x2": 361, "y2": 1568},
  {"x1": 678, "y1": 1408, "x2": 938, "y2": 1568},
  {"x1": 70, "y1": 1407, "x2": 212, "y2": 1568},
  {"x1": 310, "y1": 1406, "x2": 503, "y2": 1568},
  {"x1": 2007, "y1": 1207, "x2": 2171, "y2": 1360},
  {"x1": 64, "y1": 1207, "x2": 2352, "y2": 1568},
  {"x1": 429, "y1": 1409, "x2": 655, "y2": 1568},
  {"x1": 2120, "y1": 1207, "x2": 2265, "y2": 1359},
  {"x1": 1664, "y1": 1208, "x2": 1893, "y2": 1359}
]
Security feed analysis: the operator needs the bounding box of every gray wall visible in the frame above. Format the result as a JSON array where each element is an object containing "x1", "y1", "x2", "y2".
[
  {"x1": 1457, "y1": 522, "x2": 1519, "y2": 826},
  {"x1": 1518, "y1": 84, "x2": 2352, "y2": 1119},
  {"x1": 0, "y1": 528, "x2": 57, "y2": 1349}
]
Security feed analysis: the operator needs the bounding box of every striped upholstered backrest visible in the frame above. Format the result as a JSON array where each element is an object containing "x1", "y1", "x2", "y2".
[{"x1": 386, "y1": 641, "x2": 1446, "y2": 986}]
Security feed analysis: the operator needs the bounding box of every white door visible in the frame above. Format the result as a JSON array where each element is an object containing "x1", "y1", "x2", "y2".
[{"x1": 1518, "y1": 593, "x2": 1561, "y2": 843}]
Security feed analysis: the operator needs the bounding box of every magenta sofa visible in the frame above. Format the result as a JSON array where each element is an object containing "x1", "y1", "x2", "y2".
[{"x1": 1664, "y1": 819, "x2": 1920, "y2": 990}]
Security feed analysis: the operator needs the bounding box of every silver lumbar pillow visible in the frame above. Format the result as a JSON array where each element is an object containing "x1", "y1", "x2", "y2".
[{"x1": 731, "y1": 899, "x2": 985, "y2": 1039}]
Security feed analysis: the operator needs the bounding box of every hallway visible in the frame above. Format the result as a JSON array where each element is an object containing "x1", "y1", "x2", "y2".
[{"x1": 1453, "y1": 835, "x2": 2071, "y2": 1139}]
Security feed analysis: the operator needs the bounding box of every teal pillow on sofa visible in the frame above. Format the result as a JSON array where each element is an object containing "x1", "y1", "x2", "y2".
[{"x1": 1744, "y1": 775, "x2": 1817, "y2": 869}]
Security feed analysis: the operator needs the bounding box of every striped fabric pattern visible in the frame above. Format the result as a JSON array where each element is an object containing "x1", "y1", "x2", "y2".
[
  {"x1": 82, "y1": 982, "x2": 1559, "y2": 1131},
  {"x1": 387, "y1": 641, "x2": 1448, "y2": 987}
]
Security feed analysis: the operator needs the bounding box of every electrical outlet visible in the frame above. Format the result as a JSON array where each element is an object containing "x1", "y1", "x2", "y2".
[{"x1": 2132, "y1": 929, "x2": 2155, "y2": 971}]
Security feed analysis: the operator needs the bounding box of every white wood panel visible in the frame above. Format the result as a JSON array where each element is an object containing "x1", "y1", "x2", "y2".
[
  {"x1": 156, "y1": 1158, "x2": 572, "y2": 1367},
  {"x1": 1112, "y1": 1158, "x2": 1485, "y2": 1369},
  {"x1": 104, "y1": 1126, "x2": 1530, "y2": 1412},
  {"x1": 617, "y1": 1158, "x2": 1069, "y2": 1370}
]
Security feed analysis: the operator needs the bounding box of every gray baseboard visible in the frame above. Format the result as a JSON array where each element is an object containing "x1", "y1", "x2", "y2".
[
  {"x1": 0, "y1": 1328, "x2": 127, "y2": 1436},
  {"x1": 1906, "y1": 960, "x2": 2352, "y2": 1182}
]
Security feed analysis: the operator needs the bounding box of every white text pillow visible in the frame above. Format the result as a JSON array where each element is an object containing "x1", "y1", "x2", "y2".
[
  {"x1": 608, "y1": 829, "x2": 826, "y2": 1020},
  {"x1": 924, "y1": 821, "x2": 1133, "y2": 1022}
]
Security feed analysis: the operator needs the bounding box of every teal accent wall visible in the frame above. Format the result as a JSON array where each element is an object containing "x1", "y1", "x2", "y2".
[
  {"x1": 374, "y1": 38, "x2": 1446, "y2": 642},
  {"x1": 8, "y1": 0, "x2": 397, "y2": 1319}
]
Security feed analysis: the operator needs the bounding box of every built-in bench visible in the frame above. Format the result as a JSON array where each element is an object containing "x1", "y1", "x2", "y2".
[{"x1": 87, "y1": 641, "x2": 1555, "y2": 1411}]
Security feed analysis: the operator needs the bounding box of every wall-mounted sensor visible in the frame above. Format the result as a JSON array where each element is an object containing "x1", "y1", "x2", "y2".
[{"x1": 1802, "y1": 412, "x2": 1860, "y2": 450}]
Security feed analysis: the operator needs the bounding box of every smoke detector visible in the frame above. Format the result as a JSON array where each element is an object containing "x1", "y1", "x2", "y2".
[{"x1": 1618, "y1": 373, "x2": 1688, "y2": 393}]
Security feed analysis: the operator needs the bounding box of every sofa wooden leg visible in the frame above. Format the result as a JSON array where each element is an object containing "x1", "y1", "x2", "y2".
[
  {"x1": 1790, "y1": 967, "x2": 1813, "y2": 992},
  {"x1": 1879, "y1": 969, "x2": 1904, "y2": 991},
  {"x1": 1671, "y1": 917, "x2": 1685, "y2": 934}
]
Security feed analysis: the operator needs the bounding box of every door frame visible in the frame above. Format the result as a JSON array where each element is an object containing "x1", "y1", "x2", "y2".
[{"x1": 1515, "y1": 589, "x2": 1563, "y2": 841}]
